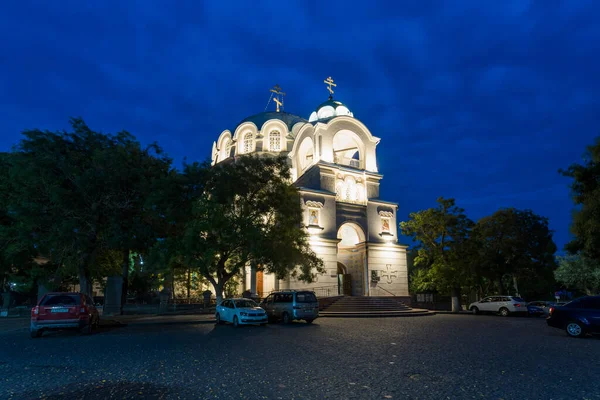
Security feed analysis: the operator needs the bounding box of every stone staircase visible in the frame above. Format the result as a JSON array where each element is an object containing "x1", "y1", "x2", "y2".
[{"x1": 320, "y1": 296, "x2": 433, "y2": 318}]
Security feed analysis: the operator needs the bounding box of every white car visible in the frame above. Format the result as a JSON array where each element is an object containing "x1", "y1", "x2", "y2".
[
  {"x1": 469, "y1": 296, "x2": 528, "y2": 317},
  {"x1": 215, "y1": 298, "x2": 268, "y2": 327}
]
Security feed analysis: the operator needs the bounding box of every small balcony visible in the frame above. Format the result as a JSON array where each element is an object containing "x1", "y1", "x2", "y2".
[{"x1": 334, "y1": 155, "x2": 363, "y2": 169}]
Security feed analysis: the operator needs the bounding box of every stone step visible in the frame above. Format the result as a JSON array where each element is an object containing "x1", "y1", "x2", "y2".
[
  {"x1": 320, "y1": 296, "x2": 416, "y2": 317},
  {"x1": 320, "y1": 309, "x2": 434, "y2": 318}
]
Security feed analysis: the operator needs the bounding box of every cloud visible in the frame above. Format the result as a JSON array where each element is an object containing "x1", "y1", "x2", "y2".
[{"x1": 1, "y1": 1, "x2": 599, "y2": 250}]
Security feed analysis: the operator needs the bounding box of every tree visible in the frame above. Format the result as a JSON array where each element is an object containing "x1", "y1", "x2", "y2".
[
  {"x1": 3, "y1": 119, "x2": 171, "y2": 297},
  {"x1": 473, "y1": 208, "x2": 557, "y2": 299},
  {"x1": 561, "y1": 136, "x2": 600, "y2": 260},
  {"x1": 154, "y1": 155, "x2": 324, "y2": 304},
  {"x1": 555, "y1": 254, "x2": 600, "y2": 296},
  {"x1": 400, "y1": 197, "x2": 474, "y2": 312}
]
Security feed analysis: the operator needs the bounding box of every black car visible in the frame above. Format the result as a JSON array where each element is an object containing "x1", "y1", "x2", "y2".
[{"x1": 546, "y1": 296, "x2": 600, "y2": 338}]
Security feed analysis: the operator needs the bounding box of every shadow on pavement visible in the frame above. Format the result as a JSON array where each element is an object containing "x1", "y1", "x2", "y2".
[
  {"x1": 13, "y1": 380, "x2": 194, "y2": 400},
  {"x1": 33, "y1": 321, "x2": 127, "y2": 340}
]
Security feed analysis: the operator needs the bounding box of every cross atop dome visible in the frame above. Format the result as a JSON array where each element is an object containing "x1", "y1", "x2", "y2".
[
  {"x1": 270, "y1": 84, "x2": 286, "y2": 112},
  {"x1": 324, "y1": 76, "x2": 336, "y2": 99}
]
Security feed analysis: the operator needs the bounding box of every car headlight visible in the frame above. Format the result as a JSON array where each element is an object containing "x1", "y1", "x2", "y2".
[{"x1": 239, "y1": 312, "x2": 248, "y2": 316}]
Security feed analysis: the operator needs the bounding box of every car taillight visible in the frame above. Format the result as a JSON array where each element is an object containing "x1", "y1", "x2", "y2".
[
  {"x1": 31, "y1": 306, "x2": 39, "y2": 317},
  {"x1": 80, "y1": 306, "x2": 88, "y2": 314},
  {"x1": 549, "y1": 307, "x2": 554, "y2": 315}
]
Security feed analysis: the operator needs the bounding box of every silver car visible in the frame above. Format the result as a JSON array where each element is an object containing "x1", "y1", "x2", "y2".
[
  {"x1": 469, "y1": 296, "x2": 528, "y2": 316},
  {"x1": 260, "y1": 291, "x2": 319, "y2": 324}
]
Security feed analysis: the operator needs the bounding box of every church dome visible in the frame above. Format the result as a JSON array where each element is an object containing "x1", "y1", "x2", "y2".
[
  {"x1": 309, "y1": 99, "x2": 354, "y2": 123},
  {"x1": 237, "y1": 111, "x2": 308, "y2": 131}
]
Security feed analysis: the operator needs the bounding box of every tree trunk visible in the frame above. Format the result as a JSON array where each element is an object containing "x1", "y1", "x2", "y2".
[
  {"x1": 496, "y1": 277, "x2": 504, "y2": 294},
  {"x1": 212, "y1": 280, "x2": 224, "y2": 305},
  {"x1": 78, "y1": 264, "x2": 91, "y2": 298},
  {"x1": 451, "y1": 287, "x2": 461, "y2": 313},
  {"x1": 512, "y1": 275, "x2": 519, "y2": 297},
  {"x1": 120, "y1": 251, "x2": 129, "y2": 315},
  {"x1": 187, "y1": 268, "x2": 191, "y2": 304}
]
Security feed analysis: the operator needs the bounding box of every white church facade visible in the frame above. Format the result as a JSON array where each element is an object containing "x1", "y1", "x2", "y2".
[{"x1": 211, "y1": 80, "x2": 409, "y2": 300}]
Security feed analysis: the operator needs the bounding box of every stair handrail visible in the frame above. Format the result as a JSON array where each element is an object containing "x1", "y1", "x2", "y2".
[{"x1": 373, "y1": 285, "x2": 397, "y2": 297}]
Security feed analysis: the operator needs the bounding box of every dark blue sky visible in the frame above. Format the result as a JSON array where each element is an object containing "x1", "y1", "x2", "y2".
[{"x1": 1, "y1": 1, "x2": 599, "y2": 251}]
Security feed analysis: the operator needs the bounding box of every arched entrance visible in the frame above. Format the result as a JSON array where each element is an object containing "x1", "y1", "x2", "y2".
[
  {"x1": 337, "y1": 222, "x2": 367, "y2": 296},
  {"x1": 337, "y1": 262, "x2": 351, "y2": 295}
]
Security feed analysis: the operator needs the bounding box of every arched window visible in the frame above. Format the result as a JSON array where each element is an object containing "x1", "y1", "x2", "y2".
[
  {"x1": 243, "y1": 132, "x2": 254, "y2": 154},
  {"x1": 269, "y1": 131, "x2": 281, "y2": 151},
  {"x1": 220, "y1": 138, "x2": 231, "y2": 160}
]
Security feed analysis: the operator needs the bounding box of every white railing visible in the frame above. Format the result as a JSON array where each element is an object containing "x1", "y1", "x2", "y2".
[{"x1": 334, "y1": 156, "x2": 363, "y2": 169}]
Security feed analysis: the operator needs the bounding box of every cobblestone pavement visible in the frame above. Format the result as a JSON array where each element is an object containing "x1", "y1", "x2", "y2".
[{"x1": 0, "y1": 315, "x2": 598, "y2": 399}]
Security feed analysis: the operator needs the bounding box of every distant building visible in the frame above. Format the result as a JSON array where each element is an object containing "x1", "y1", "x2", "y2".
[{"x1": 211, "y1": 80, "x2": 409, "y2": 300}]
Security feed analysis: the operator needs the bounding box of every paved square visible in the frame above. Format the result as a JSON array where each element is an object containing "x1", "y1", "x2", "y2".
[{"x1": 0, "y1": 315, "x2": 598, "y2": 399}]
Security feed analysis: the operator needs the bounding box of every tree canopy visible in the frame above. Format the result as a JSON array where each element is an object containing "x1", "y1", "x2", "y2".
[
  {"x1": 555, "y1": 254, "x2": 600, "y2": 296},
  {"x1": 561, "y1": 136, "x2": 600, "y2": 261},
  {"x1": 0, "y1": 119, "x2": 172, "y2": 296},
  {"x1": 473, "y1": 208, "x2": 556, "y2": 299},
  {"x1": 401, "y1": 198, "x2": 557, "y2": 309},
  {"x1": 400, "y1": 197, "x2": 474, "y2": 311},
  {"x1": 151, "y1": 155, "x2": 324, "y2": 303}
]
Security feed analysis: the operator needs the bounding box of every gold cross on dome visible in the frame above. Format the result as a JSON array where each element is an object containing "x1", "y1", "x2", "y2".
[
  {"x1": 324, "y1": 76, "x2": 336, "y2": 98},
  {"x1": 270, "y1": 84, "x2": 286, "y2": 112}
]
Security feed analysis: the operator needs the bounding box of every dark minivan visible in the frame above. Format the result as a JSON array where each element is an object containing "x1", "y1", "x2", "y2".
[
  {"x1": 260, "y1": 290, "x2": 319, "y2": 324},
  {"x1": 546, "y1": 295, "x2": 600, "y2": 338}
]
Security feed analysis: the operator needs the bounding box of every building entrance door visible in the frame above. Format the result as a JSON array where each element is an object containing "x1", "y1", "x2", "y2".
[
  {"x1": 256, "y1": 271, "x2": 264, "y2": 298},
  {"x1": 337, "y1": 223, "x2": 367, "y2": 296},
  {"x1": 337, "y1": 262, "x2": 352, "y2": 295}
]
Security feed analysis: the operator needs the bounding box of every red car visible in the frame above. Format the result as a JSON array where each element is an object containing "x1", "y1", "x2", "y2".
[{"x1": 30, "y1": 292, "x2": 100, "y2": 338}]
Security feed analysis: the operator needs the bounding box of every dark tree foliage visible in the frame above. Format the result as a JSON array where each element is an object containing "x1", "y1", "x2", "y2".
[
  {"x1": 151, "y1": 155, "x2": 324, "y2": 303},
  {"x1": 401, "y1": 197, "x2": 474, "y2": 312},
  {"x1": 1, "y1": 119, "x2": 171, "y2": 296},
  {"x1": 561, "y1": 136, "x2": 600, "y2": 260},
  {"x1": 474, "y1": 208, "x2": 557, "y2": 299}
]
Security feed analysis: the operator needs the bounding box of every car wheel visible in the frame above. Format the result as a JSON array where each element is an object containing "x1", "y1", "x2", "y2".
[
  {"x1": 499, "y1": 307, "x2": 509, "y2": 317},
  {"x1": 215, "y1": 313, "x2": 223, "y2": 325},
  {"x1": 470, "y1": 306, "x2": 479, "y2": 315},
  {"x1": 305, "y1": 319, "x2": 314, "y2": 324},
  {"x1": 282, "y1": 312, "x2": 291, "y2": 324},
  {"x1": 566, "y1": 321, "x2": 585, "y2": 338},
  {"x1": 30, "y1": 329, "x2": 41, "y2": 339},
  {"x1": 233, "y1": 316, "x2": 240, "y2": 328}
]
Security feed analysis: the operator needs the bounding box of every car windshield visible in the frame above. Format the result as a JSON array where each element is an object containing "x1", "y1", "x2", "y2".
[
  {"x1": 296, "y1": 292, "x2": 317, "y2": 303},
  {"x1": 234, "y1": 300, "x2": 257, "y2": 308},
  {"x1": 41, "y1": 294, "x2": 80, "y2": 306}
]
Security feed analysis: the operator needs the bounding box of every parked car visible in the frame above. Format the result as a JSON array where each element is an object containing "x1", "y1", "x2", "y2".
[
  {"x1": 260, "y1": 290, "x2": 319, "y2": 324},
  {"x1": 468, "y1": 296, "x2": 528, "y2": 316},
  {"x1": 527, "y1": 303, "x2": 545, "y2": 317},
  {"x1": 215, "y1": 298, "x2": 268, "y2": 327},
  {"x1": 30, "y1": 292, "x2": 100, "y2": 338},
  {"x1": 527, "y1": 301, "x2": 555, "y2": 317},
  {"x1": 546, "y1": 295, "x2": 600, "y2": 338}
]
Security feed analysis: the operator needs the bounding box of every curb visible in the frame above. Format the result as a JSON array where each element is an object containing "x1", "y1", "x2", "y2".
[{"x1": 122, "y1": 319, "x2": 216, "y2": 326}]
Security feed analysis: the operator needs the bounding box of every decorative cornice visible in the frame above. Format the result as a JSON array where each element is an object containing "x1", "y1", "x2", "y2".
[
  {"x1": 379, "y1": 211, "x2": 393, "y2": 218},
  {"x1": 305, "y1": 200, "x2": 324, "y2": 208}
]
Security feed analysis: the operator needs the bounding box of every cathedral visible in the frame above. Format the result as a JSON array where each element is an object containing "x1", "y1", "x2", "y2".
[{"x1": 211, "y1": 78, "x2": 409, "y2": 300}]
